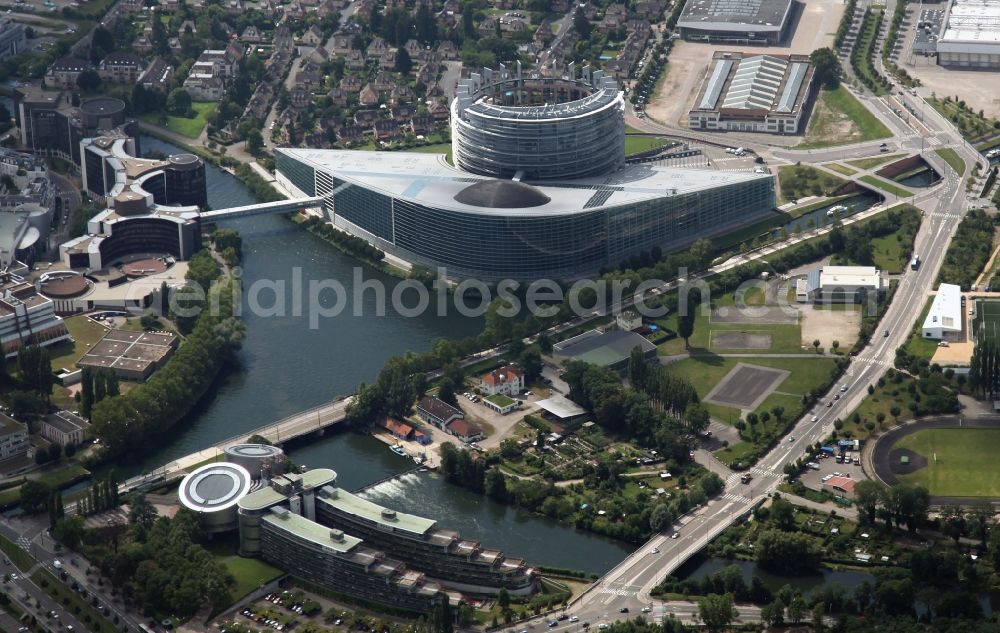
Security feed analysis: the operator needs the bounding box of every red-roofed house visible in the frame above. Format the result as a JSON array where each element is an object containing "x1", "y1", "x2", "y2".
[
  {"x1": 446, "y1": 418, "x2": 484, "y2": 443},
  {"x1": 823, "y1": 476, "x2": 856, "y2": 499},
  {"x1": 480, "y1": 365, "x2": 524, "y2": 396},
  {"x1": 382, "y1": 417, "x2": 414, "y2": 440}
]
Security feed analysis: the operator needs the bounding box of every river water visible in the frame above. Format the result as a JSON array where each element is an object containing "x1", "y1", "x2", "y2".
[{"x1": 126, "y1": 137, "x2": 635, "y2": 574}]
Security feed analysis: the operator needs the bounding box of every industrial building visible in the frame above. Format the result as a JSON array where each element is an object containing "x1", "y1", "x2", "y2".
[
  {"x1": 75, "y1": 329, "x2": 179, "y2": 381},
  {"x1": 795, "y1": 266, "x2": 884, "y2": 303},
  {"x1": 937, "y1": 0, "x2": 1000, "y2": 68},
  {"x1": 552, "y1": 329, "x2": 657, "y2": 372},
  {"x1": 688, "y1": 51, "x2": 815, "y2": 134},
  {"x1": 677, "y1": 0, "x2": 797, "y2": 45},
  {"x1": 179, "y1": 461, "x2": 255, "y2": 534},
  {"x1": 922, "y1": 283, "x2": 964, "y2": 340}
]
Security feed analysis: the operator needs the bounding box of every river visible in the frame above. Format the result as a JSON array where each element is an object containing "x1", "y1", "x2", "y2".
[{"x1": 128, "y1": 136, "x2": 635, "y2": 574}]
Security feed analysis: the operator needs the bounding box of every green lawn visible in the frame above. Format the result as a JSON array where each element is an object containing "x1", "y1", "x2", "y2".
[
  {"x1": 870, "y1": 231, "x2": 906, "y2": 273},
  {"x1": 824, "y1": 163, "x2": 858, "y2": 176},
  {"x1": 846, "y1": 153, "x2": 903, "y2": 170},
  {"x1": 859, "y1": 175, "x2": 913, "y2": 198},
  {"x1": 777, "y1": 165, "x2": 848, "y2": 204},
  {"x1": 903, "y1": 297, "x2": 940, "y2": 360},
  {"x1": 655, "y1": 298, "x2": 803, "y2": 356},
  {"x1": 844, "y1": 375, "x2": 914, "y2": 440},
  {"x1": 410, "y1": 142, "x2": 453, "y2": 164},
  {"x1": 934, "y1": 147, "x2": 966, "y2": 176},
  {"x1": 799, "y1": 86, "x2": 892, "y2": 149},
  {"x1": 223, "y1": 556, "x2": 284, "y2": 602},
  {"x1": 624, "y1": 135, "x2": 668, "y2": 156},
  {"x1": 663, "y1": 355, "x2": 838, "y2": 424},
  {"x1": 140, "y1": 101, "x2": 217, "y2": 139},
  {"x1": 48, "y1": 315, "x2": 110, "y2": 372},
  {"x1": 895, "y1": 428, "x2": 1000, "y2": 496}
]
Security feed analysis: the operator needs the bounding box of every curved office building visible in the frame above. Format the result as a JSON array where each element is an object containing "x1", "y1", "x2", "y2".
[
  {"x1": 451, "y1": 64, "x2": 625, "y2": 180},
  {"x1": 275, "y1": 148, "x2": 775, "y2": 281}
]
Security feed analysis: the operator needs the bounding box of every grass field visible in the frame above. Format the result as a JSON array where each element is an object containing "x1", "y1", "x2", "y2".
[
  {"x1": 903, "y1": 297, "x2": 940, "y2": 360},
  {"x1": 846, "y1": 153, "x2": 903, "y2": 170},
  {"x1": 654, "y1": 299, "x2": 802, "y2": 357},
  {"x1": 223, "y1": 556, "x2": 284, "y2": 601},
  {"x1": 48, "y1": 314, "x2": 110, "y2": 373},
  {"x1": 859, "y1": 175, "x2": 912, "y2": 198},
  {"x1": 777, "y1": 165, "x2": 848, "y2": 204},
  {"x1": 895, "y1": 428, "x2": 1000, "y2": 496},
  {"x1": 664, "y1": 355, "x2": 838, "y2": 424},
  {"x1": 410, "y1": 142, "x2": 453, "y2": 164},
  {"x1": 798, "y1": 86, "x2": 892, "y2": 149},
  {"x1": 934, "y1": 147, "x2": 966, "y2": 176},
  {"x1": 140, "y1": 102, "x2": 217, "y2": 139},
  {"x1": 625, "y1": 135, "x2": 668, "y2": 156},
  {"x1": 824, "y1": 163, "x2": 858, "y2": 176}
]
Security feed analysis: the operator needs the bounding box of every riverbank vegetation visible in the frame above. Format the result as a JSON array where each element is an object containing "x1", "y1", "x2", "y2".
[
  {"x1": 297, "y1": 215, "x2": 387, "y2": 270},
  {"x1": 88, "y1": 239, "x2": 246, "y2": 463}
]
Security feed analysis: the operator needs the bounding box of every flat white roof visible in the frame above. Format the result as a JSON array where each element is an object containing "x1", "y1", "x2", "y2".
[
  {"x1": 535, "y1": 394, "x2": 587, "y2": 419},
  {"x1": 819, "y1": 266, "x2": 881, "y2": 289},
  {"x1": 923, "y1": 283, "x2": 963, "y2": 332},
  {"x1": 278, "y1": 149, "x2": 771, "y2": 217},
  {"x1": 941, "y1": 0, "x2": 1000, "y2": 44}
]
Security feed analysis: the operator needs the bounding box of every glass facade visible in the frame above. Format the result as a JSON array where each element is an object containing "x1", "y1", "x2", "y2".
[
  {"x1": 277, "y1": 152, "x2": 316, "y2": 196},
  {"x1": 281, "y1": 154, "x2": 776, "y2": 281},
  {"x1": 165, "y1": 162, "x2": 208, "y2": 208}
]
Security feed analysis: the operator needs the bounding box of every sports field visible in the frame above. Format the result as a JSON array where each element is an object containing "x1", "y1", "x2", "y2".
[
  {"x1": 973, "y1": 299, "x2": 1000, "y2": 341},
  {"x1": 894, "y1": 428, "x2": 1000, "y2": 496}
]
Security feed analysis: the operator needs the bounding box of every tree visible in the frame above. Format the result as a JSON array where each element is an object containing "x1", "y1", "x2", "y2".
[
  {"x1": 76, "y1": 70, "x2": 102, "y2": 93},
  {"x1": 245, "y1": 128, "x2": 263, "y2": 155},
  {"x1": 80, "y1": 366, "x2": 94, "y2": 418},
  {"x1": 572, "y1": 8, "x2": 592, "y2": 39},
  {"x1": 48, "y1": 442, "x2": 62, "y2": 463},
  {"x1": 853, "y1": 479, "x2": 886, "y2": 525},
  {"x1": 167, "y1": 87, "x2": 192, "y2": 116},
  {"x1": 761, "y1": 599, "x2": 784, "y2": 627},
  {"x1": 395, "y1": 46, "x2": 413, "y2": 74},
  {"x1": 810, "y1": 47, "x2": 842, "y2": 88},
  {"x1": 787, "y1": 595, "x2": 808, "y2": 623},
  {"x1": 698, "y1": 593, "x2": 736, "y2": 632},
  {"x1": 20, "y1": 480, "x2": 53, "y2": 514},
  {"x1": 677, "y1": 295, "x2": 695, "y2": 349},
  {"x1": 812, "y1": 339, "x2": 821, "y2": 352},
  {"x1": 128, "y1": 494, "x2": 157, "y2": 531},
  {"x1": 497, "y1": 588, "x2": 510, "y2": 610}
]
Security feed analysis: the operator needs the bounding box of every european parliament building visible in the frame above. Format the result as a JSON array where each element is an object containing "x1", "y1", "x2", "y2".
[{"x1": 276, "y1": 65, "x2": 775, "y2": 282}]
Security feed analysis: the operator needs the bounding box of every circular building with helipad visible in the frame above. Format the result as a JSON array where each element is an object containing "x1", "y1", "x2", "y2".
[{"x1": 179, "y1": 462, "x2": 254, "y2": 533}]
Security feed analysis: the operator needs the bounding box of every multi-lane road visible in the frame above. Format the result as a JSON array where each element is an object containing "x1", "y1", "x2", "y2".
[{"x1": 527, "y1": 65, "x2": 984, "y2": 626}]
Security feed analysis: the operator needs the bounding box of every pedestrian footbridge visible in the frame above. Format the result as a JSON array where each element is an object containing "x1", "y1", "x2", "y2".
[{"x1": 200, "y1": 195, "x2": 328, "y2": 220}]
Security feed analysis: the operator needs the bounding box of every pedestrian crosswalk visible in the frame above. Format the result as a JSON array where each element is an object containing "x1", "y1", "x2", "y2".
[
  {"x1": 16, "y1": 536, "x2": 30, "y2": 551},
  {"x1": 719, "y1": 492, "x2": 753, "y2": 503}
]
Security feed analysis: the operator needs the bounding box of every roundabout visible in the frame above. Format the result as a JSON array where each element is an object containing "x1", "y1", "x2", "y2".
[{"x1": 869, "y1": 416, "x2": 1000, "y2": 504}]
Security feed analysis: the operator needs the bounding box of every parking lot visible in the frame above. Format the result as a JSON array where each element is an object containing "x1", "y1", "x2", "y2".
[{"x1": 796, "y1": 446, "x2": 869, "y2": 493}]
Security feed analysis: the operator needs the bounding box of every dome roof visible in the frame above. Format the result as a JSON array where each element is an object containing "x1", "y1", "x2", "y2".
[{"x1": 453, "y1": 179, "x2": 551, "y2": 209}]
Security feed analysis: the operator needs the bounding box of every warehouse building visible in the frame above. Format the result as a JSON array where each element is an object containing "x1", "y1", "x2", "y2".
[
  {"x1": 677, "y1": 0, "x2": 797, "y2": 45},
  {"x1": 688, "y1": 51, "x2": 815, "y2": 134},
  {"x1": 552, "y1": 329, "x2": 657, "y2": 372},
  {"x1": 795, "y1": 266, "x2": 884, "y2": 303},
  {"x1": 75, "y1": 329, "x2": 179, "y2": 381},
  {"x1": 937, "y1": 0, "x2": 1000, "y2": 68},
  {"x1": 922, "y1": 283, "x2": 964, "y2": 340}
]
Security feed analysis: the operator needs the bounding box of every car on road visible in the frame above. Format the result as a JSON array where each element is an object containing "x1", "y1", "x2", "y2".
[
  {"x1": 671, "y1": 532, "x2": 679, "y2": 539},
  {"x1": 641, "y1": 606, "x2": 652, "y2": 613},
  {"x1": 840, "y1": 384, "x2": 848, "y2": 392},
  {"x1": 811, "y1": 415, "x2": 819, "y2": 422},
  {"x1": 548, "y1": 620, "x2": 558, "y2": 627},
  {"x1": 651, "y1": 547, "x2": 659, "y2": 554},
  {"x1": 826, "y1": 401, "x2": 833, "y2": 407},
  {"x1": 598, "y1": 624, "x2": 609, "y2": 630},
  {"x1": 619, "y1": 608, "x2": 629, "y2": 613},
  {"x1": 884, "y1": 329, "x2": 890, "y2": 337},
  {"x1": 557, "y1": 614, "x2": 569, "y2": 621},
  {"x1": 789, "y1": 435, "x2": 796, "y2": 442},
  {"x1": 569, "y1": 616, "x2": 579, "y2": 623}
]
